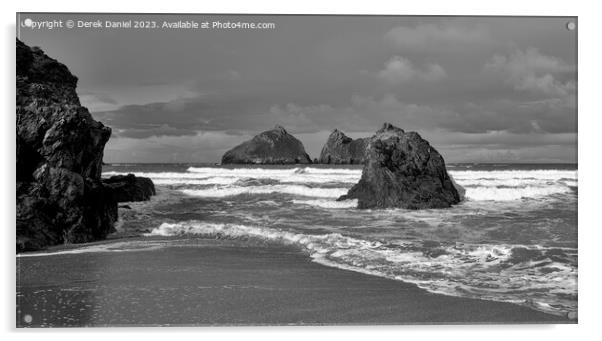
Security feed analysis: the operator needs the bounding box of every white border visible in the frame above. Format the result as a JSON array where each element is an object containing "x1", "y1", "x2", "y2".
[{"x1": 3, "y1": 0, "x2": 600, "y2": 340}]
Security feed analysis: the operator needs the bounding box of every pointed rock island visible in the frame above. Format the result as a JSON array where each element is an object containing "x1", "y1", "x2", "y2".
[
  {"x1": 221, "y1": 125, "x2": 312, "y2": 164},
  {"x1": 319, "y1": 129, "x2": 368, "y2": 164},
  {"x1": 338, "y1": 123, "x2": 461, "y2": 209}
]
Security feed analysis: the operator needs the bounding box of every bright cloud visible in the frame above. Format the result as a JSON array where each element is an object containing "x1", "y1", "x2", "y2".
[
  {"x1": 377, "y1": 56, "x2": 447, "y2": 84},
  {"x1": 484, "y1": 48, "x2": 575, "y2": 97}
]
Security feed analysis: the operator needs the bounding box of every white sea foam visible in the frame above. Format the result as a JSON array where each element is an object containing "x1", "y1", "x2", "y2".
[
  {"x1": 181, "y1": 185, "x2": 348, "y2": 198},
  {"x1": 145, "y1": 221, "x2": 577, "y2": 316},
  {"x1": 449, "y1": 169, "x2": 577, "y2": 201},
  {"x1": 151, "y1": 177, "x2": 238, "y2": 185},
  {"x1": 103, "y1": 167, "x2": 577, "y2": 202},
  {"x1": 464, "y1": 185, "x2": 573, "y2": 201},
  {"x1": 449, "y1": 169, "x2": 577, "y2": 181},
  {"x1": 187, "y1": 166, "x2": 361, "y2": 175},
  {"x1": 16, "y1": 240, "x2": 166, "y2": 258},
  {"x1": 103, "y1": 171, "x2": 209, "y2": 179},
  {"x1": 103, "y1": 167, "x2": 361, "y2": 186},
  {"x1": 292, "y1": 199, "x2": 358, "y2": 208},
  {"x1": 187, "y1": 167, "x2": 361, "y2": 184}
]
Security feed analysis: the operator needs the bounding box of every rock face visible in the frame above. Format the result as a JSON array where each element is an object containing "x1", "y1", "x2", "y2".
[
  {"x1": 102, "y1": 174, "x2": 156, "y2": 202},
  {"x1": 221, "y1": 125, "x2": 312, "y2": 164},
  {"x1": 16, "y1": 39, "x2": 117, "y2": 251},
  {"x1": 319, "y1": 129, "x2": 368, "y2": 164},
  {"x1": 338, "y1": 123, "x2": 461, "y2": 209}
]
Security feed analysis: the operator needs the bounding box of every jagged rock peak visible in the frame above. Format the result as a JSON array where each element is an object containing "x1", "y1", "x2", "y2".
[
  {"x1": 338, "y1": 122, "x2": 460, "y2": 209},
  {"x1": 318, "y1": 129, "x2": 368, "y2": 164},
  {"x1": 273, "y1": 125, "x2": 287, "y2": 133},
  {"x1": 377, "y1": 122, "x2": 405, "y2": 134}
]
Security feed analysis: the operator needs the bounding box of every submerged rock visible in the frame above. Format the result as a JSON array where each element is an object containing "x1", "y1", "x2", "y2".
[
  {"x1": 16, "y1": 39, "x2": 117, "y2": 251},
  {"x1": 338, "y1": 123, "x2": 460, "y2": 209},
  {"x1": 318, "y1": 129, "x2": 368, "y2": 164},
  {"x1": 102, "y1": 174, "x2": 156, "y2": 202},
  {"x1": 221, "y1": 125, "x2": 312, "y2": 164}
]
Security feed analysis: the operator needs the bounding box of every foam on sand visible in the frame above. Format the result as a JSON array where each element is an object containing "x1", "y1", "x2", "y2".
[
  {"x1": 16, "y1": 240, "x2": 166, "y2": 258},
  {"x1": 145, "y1": 220, "x2": 577, "y2": 317}
]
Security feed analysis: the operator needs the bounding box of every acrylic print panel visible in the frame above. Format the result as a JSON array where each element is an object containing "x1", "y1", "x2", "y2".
[{"x1": 16, "y1": 13, "x2": 577, "y2": 327}]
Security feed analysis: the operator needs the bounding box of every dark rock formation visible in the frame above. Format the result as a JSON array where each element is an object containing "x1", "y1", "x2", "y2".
[
  {"x1": 221, "y1": 125, "x2": 312, "y2": 164},
  {"x1": 102, "y1": 174, "x2": 156, "y2": 202},
  {"x1": 338, "y1": 123, "x2": 461, "y2": 209},
  {"x1": 319, "y1": 129, "x2": 368, "y2": 164},
  {"x1": 16, "y1": 39, "x2": 117, "y2": 252}
]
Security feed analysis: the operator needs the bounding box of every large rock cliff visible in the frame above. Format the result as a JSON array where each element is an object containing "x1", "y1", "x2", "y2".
[
  {"x1": 338, "y1": 123, "x2": 460, "y2": 209},
  {"x1": 221, "y1": 125, "x2": 312, "y2": 164},
  {"x1": 318, "y1": 129, "x2": 368, "y2": 164},
  {"x1": 16, "y1": 39, "x2": 117, "y2": 251}
]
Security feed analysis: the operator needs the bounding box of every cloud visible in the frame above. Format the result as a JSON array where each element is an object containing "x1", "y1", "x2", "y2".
[
  {"x1": 103, "y1": 131, "x2": 254, "y2": 163},
  {"x1": 92, "y1": 100, "x2": 207, "y2": 139},
  {"x1": 112, "y1": 125, "x2": 198, "y2": 139},
  {"x1": 96, "y1": 83, "x2": 576, "y2": 144},
  {"x1": 79, "y1": 82, "x2": 201, "y2": 114},
  {"x1": 377, "y1": 56, "x2": 447, "y2": 84},
  {"x1": 421, "y1": 63, "x2": 448, "y2": 82},
  {"x1": 384, "y1": 23, "x2": 493, "y2": 53},
  {"x1": 78, "y1": 92, "x2": 120, "y2": 112},
  {"x1": 266, "y1": 91, "x2": 576, "y2": 136},
  {"x1": 484, "y1": 48, "x2": 575, "y2": 97},
  {"x1": 216, "y1": 69, "x2": 242, "y2": 81},
  {"x1": 425, "y1": 130, "x2": 577, "y2": 163},
  {"x1": 97, "y1": 91, "x2": 577, "y2": 163}
]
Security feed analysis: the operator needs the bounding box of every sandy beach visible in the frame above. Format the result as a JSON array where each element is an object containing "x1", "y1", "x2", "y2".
[
  {"x1": 16, "y1": 13, "x2": 579, "y2": 329},
  {"x1": 17, "y1": 237, "x2": 570, "y2": 327}
]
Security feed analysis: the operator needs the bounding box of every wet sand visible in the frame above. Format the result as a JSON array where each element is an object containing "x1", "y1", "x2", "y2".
[{"x1": 16, "y1": 238, "x2": 570, "y2": 327}]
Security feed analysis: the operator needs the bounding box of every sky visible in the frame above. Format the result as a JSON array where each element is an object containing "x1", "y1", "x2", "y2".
[{"x1": 18, "y1": 14, "x2": 577, "y2": 163}]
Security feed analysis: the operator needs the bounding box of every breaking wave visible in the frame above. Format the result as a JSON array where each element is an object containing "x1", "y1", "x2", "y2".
[
  {"x1": 291, "y1": 199, "x2": 358, "y2": 208},
  {"x1": 181, "y1": 185, "x2": 348, "y2": 198},
  {"x1": 463, "y1": 185, "x2": 573, "y2": 201},
  {"x1": 187, "y1": 167, "x2": 360, "y2": 184},
  {"x1": 145, "y1": 220, "x2": 577, "y2": 317},
  {"x1": 454, "y1": 170, "x2": 577, "y2": 201},
  {"x1": 103, "y1": 167, "x2": 577, "y2": 203}
]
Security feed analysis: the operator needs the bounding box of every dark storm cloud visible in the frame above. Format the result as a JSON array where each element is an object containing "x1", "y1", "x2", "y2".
[{"x1": 19, "y1": 14, "x2": 577, "y2": 162}]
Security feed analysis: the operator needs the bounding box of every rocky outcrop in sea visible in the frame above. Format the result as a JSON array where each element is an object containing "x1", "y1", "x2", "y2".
[
  {"x1": 338, "y1": 123, "x2": 461, "y2": 209},
  {"x1": 221, "y1": 125, "x2": 312, "y2": 164},
  {"x1": 318, "y1": 129, "x2": 368, "y2": 164},
  {"x1": 16, "y1": 39, "x2": 117, "y2": 251},
  {"x1": 102, "y1": 174, "x2": 156, "y2": 202}
]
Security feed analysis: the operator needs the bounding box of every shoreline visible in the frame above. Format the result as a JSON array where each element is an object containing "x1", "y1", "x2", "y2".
[
  {"x1": 17, "y1": 182, "x2": 576, "y2": 325},
  {"x1": 17, "y1": 236, "x2": 572, "y2": 326}
]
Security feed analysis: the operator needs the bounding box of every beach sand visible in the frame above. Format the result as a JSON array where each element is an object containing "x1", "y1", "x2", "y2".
[{"x1": 16, "y1": 238, "x2": 570, "y2": 327}]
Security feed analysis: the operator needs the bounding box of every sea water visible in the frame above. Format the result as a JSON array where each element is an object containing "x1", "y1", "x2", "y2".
[{"x1": 18, "y1": 163, "x2": 578, "y2": 320}]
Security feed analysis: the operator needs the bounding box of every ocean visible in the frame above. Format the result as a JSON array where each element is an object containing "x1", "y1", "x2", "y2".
[{"x1": 17, "y1": 163, "x2": 578, "y2": 325}]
